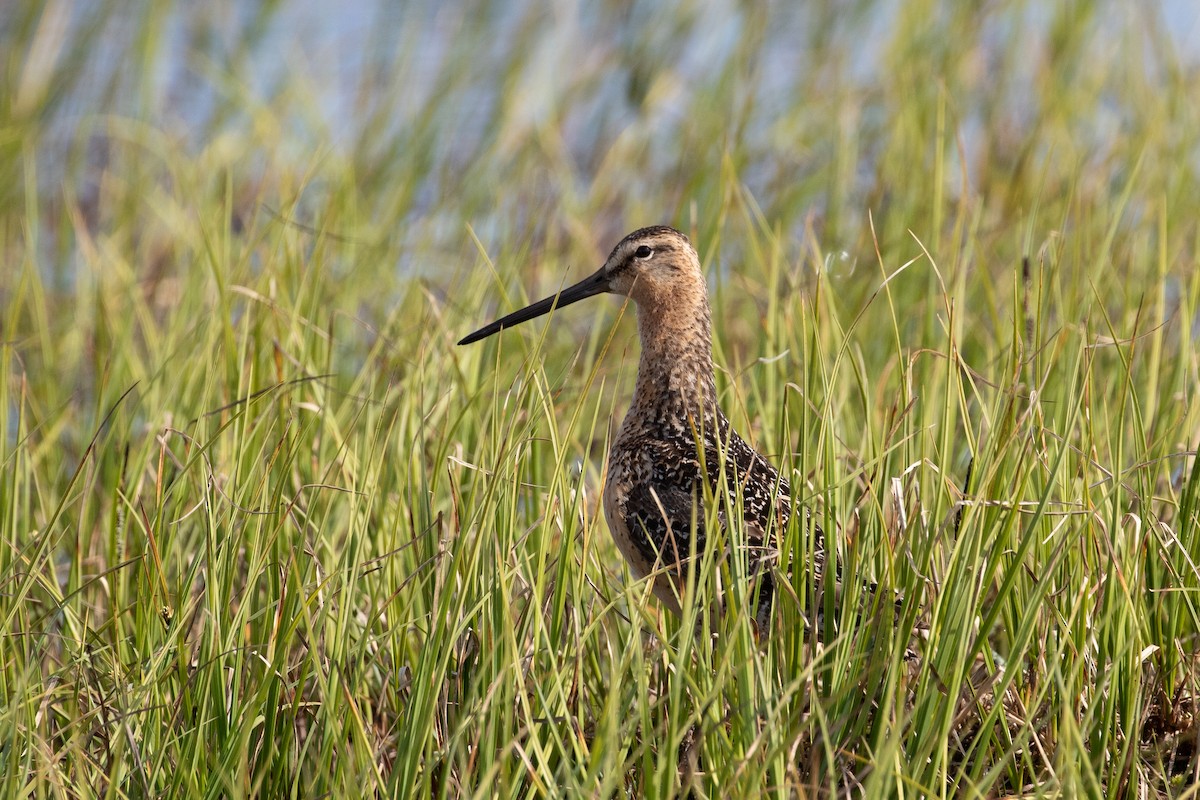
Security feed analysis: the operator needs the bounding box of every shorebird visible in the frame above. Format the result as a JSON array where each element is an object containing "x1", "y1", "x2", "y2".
[{"x1": 459, "y1": 226, "x2": 822, "y2": 632}]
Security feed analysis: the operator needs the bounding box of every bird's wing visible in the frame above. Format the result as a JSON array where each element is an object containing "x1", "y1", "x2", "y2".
[{"x1": 622, "y1": 480, "x2": 708, "y2": 575}]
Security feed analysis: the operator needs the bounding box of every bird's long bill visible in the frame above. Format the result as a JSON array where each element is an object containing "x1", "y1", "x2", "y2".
[{"x1": 457, "y1": 268, "x2": 609, "y2": 345}]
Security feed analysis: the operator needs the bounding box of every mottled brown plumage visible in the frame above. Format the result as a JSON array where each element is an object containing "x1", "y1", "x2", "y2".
[{"x1": 460, "y1": 226, "x2": 823, "y2": 629}]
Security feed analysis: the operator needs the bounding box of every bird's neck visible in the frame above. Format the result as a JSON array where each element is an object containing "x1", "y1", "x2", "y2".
[{"x1": 630, "y1": 291, "x2": 719, "y2": 426}]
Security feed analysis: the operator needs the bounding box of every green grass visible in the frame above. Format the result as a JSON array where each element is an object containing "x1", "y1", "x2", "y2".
[{"x1": 3, "y1": 0, "x2": 1200, "y2": 796}]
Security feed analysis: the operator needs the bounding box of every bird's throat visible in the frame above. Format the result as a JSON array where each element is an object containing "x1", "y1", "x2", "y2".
[{"x1": 630, "y1": 294, "x2": 719, "y2": 424}]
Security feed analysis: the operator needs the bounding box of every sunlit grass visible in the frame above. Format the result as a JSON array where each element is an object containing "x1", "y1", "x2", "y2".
[{"x1": 3, "y1": 0, "x2": 1199, "y2": 797}]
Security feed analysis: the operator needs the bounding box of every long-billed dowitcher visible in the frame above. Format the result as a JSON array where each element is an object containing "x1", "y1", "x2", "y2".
[{"x1": 460, "y1": 226, "x2": 824, "y2": 631}]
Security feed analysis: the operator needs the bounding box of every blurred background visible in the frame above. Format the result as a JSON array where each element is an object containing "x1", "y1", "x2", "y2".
[{"x1": 8, "y1": 0, "x2": 1199, "y2": 288}]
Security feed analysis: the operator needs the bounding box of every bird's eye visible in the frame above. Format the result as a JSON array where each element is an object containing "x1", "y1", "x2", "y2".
[{"x1": 634, "y1": 245, "x2": 653, "y2": 259}]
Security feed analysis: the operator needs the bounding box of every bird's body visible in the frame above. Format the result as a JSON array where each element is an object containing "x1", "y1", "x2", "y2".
[
  {"x1": 460, "y1": 226, "x2": 817, "y2": 628},
  {"x1": 599, "y1": 261, "x2": 794, "y2": 624},
  {"x1": 603, "y1": 398, "x2": 791, "y2": 625}
]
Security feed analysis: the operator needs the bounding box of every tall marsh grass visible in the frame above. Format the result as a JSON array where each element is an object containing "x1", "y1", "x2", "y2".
[{"x1": 2, "y1": 1, "x2": 1199, "y2": 796}]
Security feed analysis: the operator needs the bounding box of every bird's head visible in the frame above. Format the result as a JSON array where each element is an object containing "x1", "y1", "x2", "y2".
[{"x1": 458, "y1": 226, "x2": 703, "y2": 345}]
